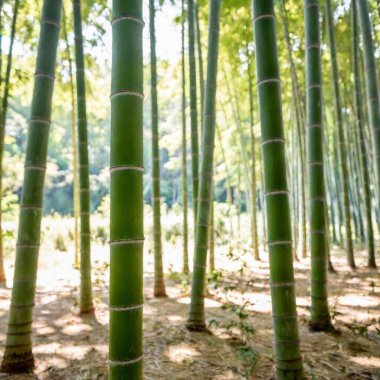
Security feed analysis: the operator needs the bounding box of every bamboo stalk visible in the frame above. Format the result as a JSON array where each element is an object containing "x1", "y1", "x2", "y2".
[
  {"x1": 182, "y1": 0, "x2": 189, "y2": 275},
  {"x1": 1, "y1": 0, "x2": 62, "y2": 372},
  {"x1": 187, "y1": 0, "x2": 221, "y2": 332},
  {"x1": 109, "y1": 0, "x2": 144, "y2": 377},
  {"x1": 0, "y1": 0, "x2": 20, "y2": 286},
  {"x1": 149, "y1": 0, "x2": 166, "y2": 297},
  {"x1": 252, "y1": 1, "x2": 304, "y2": 377}
]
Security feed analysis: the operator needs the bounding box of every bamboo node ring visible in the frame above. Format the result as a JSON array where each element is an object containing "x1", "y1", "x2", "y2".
[{"x1": 108, "y1": 354, "x2": 144, "y2": 366}]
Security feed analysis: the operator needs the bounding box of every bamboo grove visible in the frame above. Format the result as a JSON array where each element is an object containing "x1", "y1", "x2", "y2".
[{"x1": 0, "y1": 0, "x2": 378, "y2": 379}]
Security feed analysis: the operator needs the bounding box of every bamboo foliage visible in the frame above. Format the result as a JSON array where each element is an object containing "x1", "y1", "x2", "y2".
[
  {"x1": 304, "y1": 0, "x2": 332, "y2": 331},
  {"x1": 109, "y1": 0, "x2": 144, "y2": 378},
  {"x1": 1, "y1": 0, "x2": 63, "y2": 372},
  {"x1": 187, "y1": 0, "x2": 221, "y2": 332},
  {"x1": 325, "y1": 0, "x2": 355, "y2": 269},
  {"x1": 252, "y1": 0, "x2": 304, "y2": 377},
  {"x1": 149, "y1": 0, "x2": 166, "y2": 297},
  {"x1": 73, "y1": 0, "x2": 94, "y2": 314}
]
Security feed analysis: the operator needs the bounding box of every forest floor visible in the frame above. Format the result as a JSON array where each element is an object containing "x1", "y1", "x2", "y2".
[{"x1": 0, "y1": 240, "x2": 379, "y2": 379}]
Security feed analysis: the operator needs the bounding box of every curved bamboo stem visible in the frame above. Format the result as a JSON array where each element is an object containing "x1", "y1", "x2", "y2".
[{"x1": 1, "y1": 0, "x2": 62, "y2": 372}]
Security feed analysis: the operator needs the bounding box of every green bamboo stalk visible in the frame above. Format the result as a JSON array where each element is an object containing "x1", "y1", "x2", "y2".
[
  {"x1": 0, "y1": 0, "x2": 2, "y2": 92},
  {"x1": 0, "y1": 0, "x2": 20, "y2": 286},
  {"x1": 195, "y1": 1, "x2": 204, "y2": 130},
  {"x1": 247, "y1": 53, "x2": 260, "y2": 260},
  {"x1": 73, "y1": 0, "x2": 94, "y2": 313},
  {"x1": 279, "y1": 0, "x2": 307, "y2": 259},
  {"x1": 62, "y1": 10, "x2": 80, "y2": 268},
  {"x1": 325, "y1": 0, "x2": 355, "y2": 269},
  {"x1": 109, "y1": 0, "x2": 144, "y2": 378},
  {"x1": 332, "y1": 127, "x2": 344, "y2": 245},
  {"x1": 182, "y1": 0, "x2": 189, "y2": 275},
  {"x1": 209, "y1": 193, "x2": 215, "y2": 272},
  {"x1": 187, "y1": 0, "x2": 221, "y2": 332},
  {"x1": 223, "y1": 69, "x2": 255, "y2": 251},
  {"x1": 252, "y1": 1, "x2": 304, "y2": 377},
  {"x1": 304, "y1": 0, "x2": 332, "y2": 331},
  {"x1": 149, "y1": 0, "x2": 166, "y2": 297},
  {"x1": 216, "y1": 123, "x2": 234, "y2": 236},
  {"x1": 353, "y1": 0, "x2": 376, "y2": 268},
  {"x1": 188, "y1": 0, "x2": 199, "y2": 222},
  {"x1": 357, "y1": 0, "x2": 380, "y2": 267},
  {"x1": 0, "y1": 0, "x2": 62, "y2": 372},
  {"x1": 291, "y1": 105, "x2": 300, "y2": 261},
  {"x1": 237, "y1": 168, "x2": 241, "y2": 243}
]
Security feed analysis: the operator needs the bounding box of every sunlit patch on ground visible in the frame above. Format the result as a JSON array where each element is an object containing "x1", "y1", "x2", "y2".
[
  {"x1": 166, "y1": 343, "x2": 201, "y2": 363},
  {"x1": 0, "y1": 234, "x2": 378, "y2": 379}
]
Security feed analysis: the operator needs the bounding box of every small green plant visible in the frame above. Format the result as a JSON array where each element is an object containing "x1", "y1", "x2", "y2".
[
  {"x1": 54, "y1": 233, "x2": 67, "y2": 252},
  {"x1": 238, "y1": 346, "x2": 259, "y2": 379},
  {"x1": 94, "y1": 225, "x2": 108, "y2": 245},
  {"x1": 93, "y1": 260, "x2": 110, "y2": 286}
]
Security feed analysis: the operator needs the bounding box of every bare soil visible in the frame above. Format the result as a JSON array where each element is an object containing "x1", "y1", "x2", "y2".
[{"x1": 0, "y1": 242, "x2": 379, "y2": 379}]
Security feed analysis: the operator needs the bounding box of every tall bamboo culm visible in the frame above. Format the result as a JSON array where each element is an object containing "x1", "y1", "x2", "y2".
[
  {"x1": 182, "y1": 0, "x2": 189, "y2": 274},
  {"x1": 109, "y1": 0, "x2": 144, "y2": 378},
  {"x1": 73, "y1": 0, "x2": 94, "y2": 313},
  {"x1": 0, "y1": 0, "x2": 62, "y2": 372},
  {"x1": 149, "y1": 0, "x2": 166, "y2": 297},
  {"x1": 187, "y1": 0, "x2": 221, "y2": 332},
  {"x1": 247, "y1": 53, "x2": 259, "y2": 260},
  {"x1": 252, "y1": 1, "x2": 304, "y2": 378},
  {"x1": 304, "y1": 0, "x2": 332, "y2": 331},
  {"x1": 0, "y1": 0, "x2": 20, "y2": 286},
  {"x1": 325, "y1": 0, "x2": 355, "y2": 269},
  {"x1": 352, "y1": 0, "x2": 376, "y2": 269},
  {"x1": 188, "y1": 0, "x2": 200, "y2": 222},
  {"x1": 357, "y1": 0, "x2": 380, "y2": 269},
  {"x1": 62, "y1": 10, "x2": 80, "y2": 268}
]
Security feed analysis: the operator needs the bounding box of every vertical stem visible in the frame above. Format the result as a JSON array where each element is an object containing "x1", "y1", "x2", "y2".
[
  {"x1": 182, "y1": 0, "x2": 189, "y2": 275},
  {"x1": 209, "y1": 191, "x2": 215, "y2": 272},
  {"x1": 252, "y1": 1, "x2": 304, "y2": 377},
  {"x1": 247, "y1": 53, "x2": 260, "y2": 260},
  {"x1": 0, "y1": 0, "x2": 20, "y2": 286},
  {"x1": 109, "y1": 0, "x2": 144, "y2": 378},
  {"x1": 149, "y1": 0, "x2": 166, "y2": 297},
  {"x1": 73, "y1": 0, "x2": 94, "y2": 313},
  {"x1": 353, "y1": 1, "x2": 376, "y2": 268},
  {"x1": 188, "y1": 0, "x2": 199, "y2": 222},
  {"x1": 325, "y1": 0, "x2": 355, "y2": 269},
  {"x1": 1, "y1": 0, "x2": 62, "y2": 372},
  {"x1": 195, "y1": 1, "x2": 204, "y2": 131},
  {"x1": 357, "y1": 0, "x2": 380, "y2": 267},
  {"x1": 63, "y1": 6, "x2": 79, "y2": 269},
  {"x1": 216, "y1": 124, "x2": 234, "y2": 236},
  {"x1": 187, "y1": 0, "x2": 221, "y2": 332},
  {"x1": 305, "y1": 0, "x2": 332, "y2": 331},
  {"x1": 279, "y1": 0, "x2": 307, "y2": 258}
]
